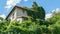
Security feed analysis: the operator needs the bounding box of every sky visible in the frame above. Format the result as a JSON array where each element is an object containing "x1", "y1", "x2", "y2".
[{"x1": 0, "y1": 0, "x2": 60, "y2": 19}]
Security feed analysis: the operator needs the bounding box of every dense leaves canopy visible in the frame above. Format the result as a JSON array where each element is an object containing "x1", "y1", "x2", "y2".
[{"x1": 0, "y1": 2, "x2": 60, "y2": 34}]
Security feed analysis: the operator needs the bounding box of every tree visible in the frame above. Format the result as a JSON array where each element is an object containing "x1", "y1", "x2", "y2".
[
  {"x1": 46, "y1": 9, "x2": 60, "y2": 34},
  {"x1": 47, "y1": 10, "x2": 60, "y2": 25},
  {"x1": 27, "y1": 2, "x2": 45, "y2": 23},
  {"x1": 32, "y1": 2, "x2": 45, "y2": 20},
  {"x1": 0, "y1": 17, "x2": 4, "y2": 21}
]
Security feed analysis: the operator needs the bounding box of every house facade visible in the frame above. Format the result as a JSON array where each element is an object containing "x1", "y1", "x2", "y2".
[
  {"x1": 6, "y1": 2, "x2": 45, "y2": 23},
  {"x1": 6, "y1": 6, "x2": 28, "y2": 23}
]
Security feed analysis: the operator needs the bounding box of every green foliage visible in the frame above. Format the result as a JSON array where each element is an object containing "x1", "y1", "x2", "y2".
[
  {"x1": 27, "y1": 2, "x2": 45, "y2": 21},
  {"x1": 0, "y1": 17, "x2": 42, "y2": 34},
  {"x1": 46, "y1": 9, "x2": 60, "y2": 34},
  {"x1": 0, "y1": 2, "x2": 60, "y2": 34},
  {"x1": 0, "y1": 17, "x2": 4, "y2": 21}
]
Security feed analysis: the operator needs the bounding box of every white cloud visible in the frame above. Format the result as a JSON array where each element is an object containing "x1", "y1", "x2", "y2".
[
  {"x1": 56, "y1": 8, "x2": 60, "y2": 11},
  {"x1": 52, "y1": 10, "x2": 55, "y2": 13},
  {"x1": 45, "y1": 13, "x2": 52, "y2": 19},
  {"x1": 52, "y1": 8, "x2": 60, "y2": 13},
  {"x1": 0, "y1": 14, "x2": 6, "y2": 19},
  {"x1": 46, "y1": 8, "x2": 60, "y2": 19},
  {"x1": 5, "y1": 0, "x2": 21, "y2": 9},
  {"x1": 5, "y1": 0, "x2": 28, "y2": 9},
  {"x1": 24, "y1": 0, "x2": 28, "y2": 2}
]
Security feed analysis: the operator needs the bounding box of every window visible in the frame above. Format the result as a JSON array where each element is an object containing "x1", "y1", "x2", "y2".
[
  {"x1": 22, "y1": 17, "x2": 28, "y2": 21},
  {"x1": 12, "y1": 13, "x2": 14, "y2": 19}
]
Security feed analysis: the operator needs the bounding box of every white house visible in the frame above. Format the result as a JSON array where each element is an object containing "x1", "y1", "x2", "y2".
[{"x1": 6, "y1": 6, "x2": 28, "y2": 23}]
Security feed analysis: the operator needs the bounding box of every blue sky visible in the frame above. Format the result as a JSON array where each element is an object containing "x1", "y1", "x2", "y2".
[{"x1": 0, "y1": 0, "x2": 60, "y2": 19}]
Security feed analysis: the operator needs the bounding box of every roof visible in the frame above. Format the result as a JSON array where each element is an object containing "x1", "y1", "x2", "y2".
[{"x1": 5, "y1": 6, "x2": 27, "y2": 19}]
